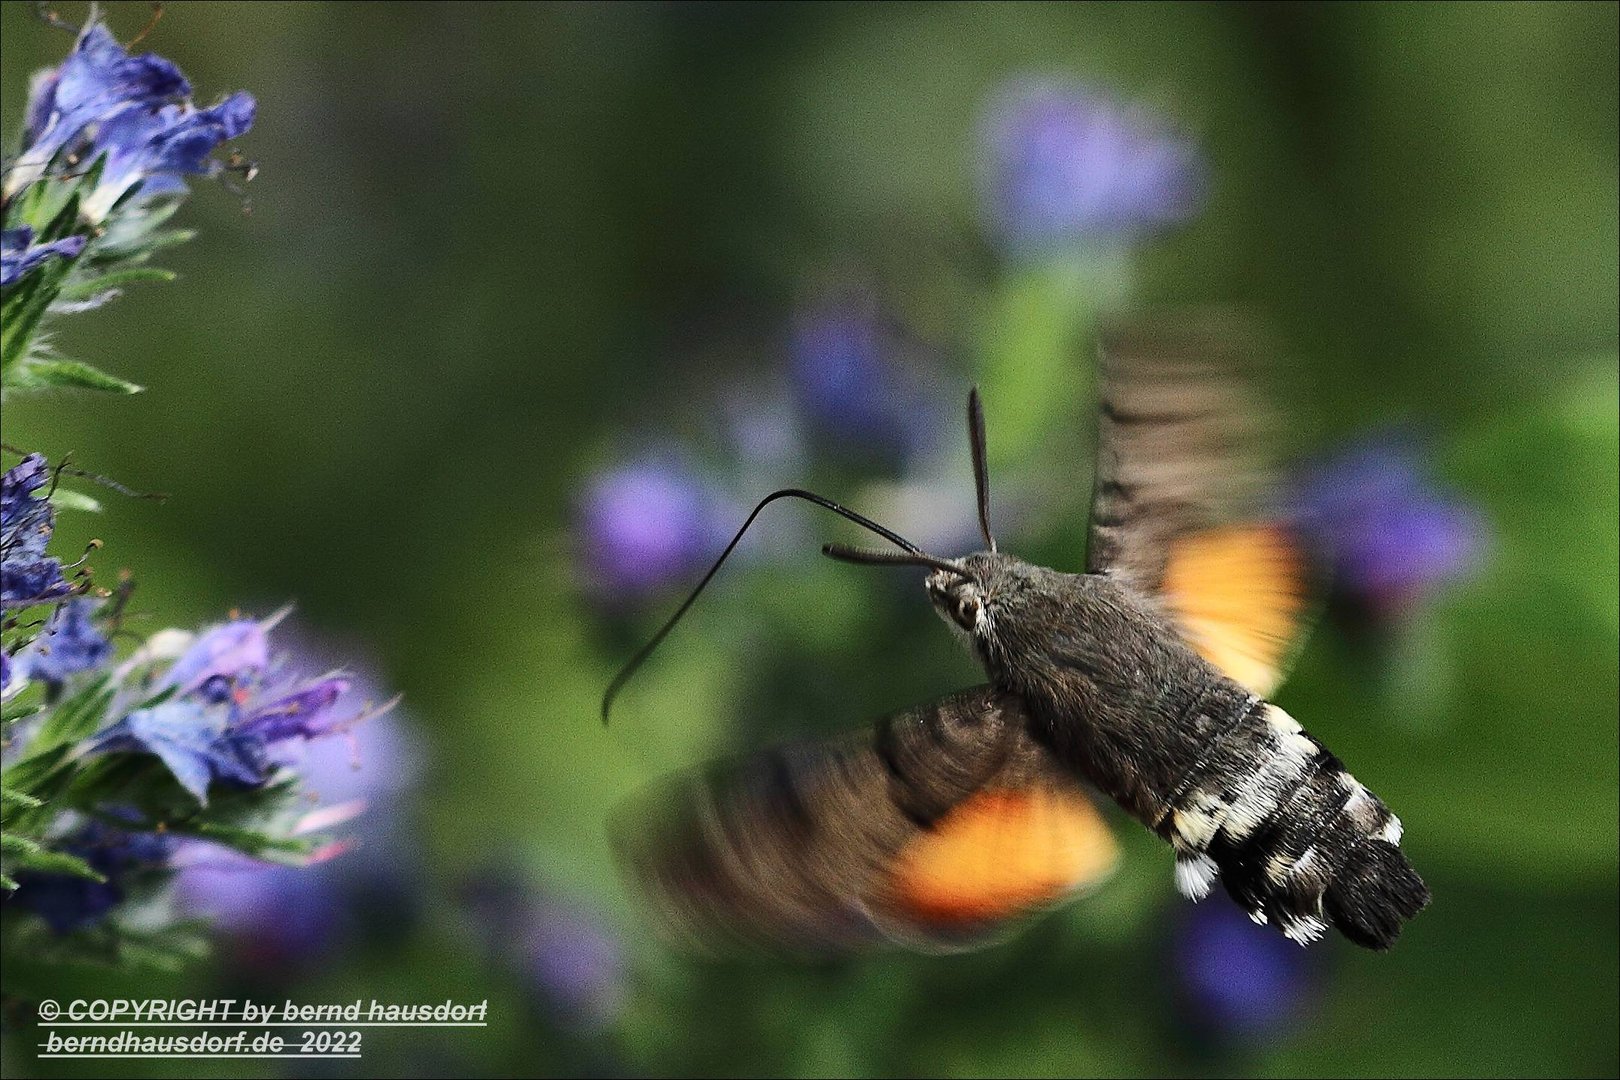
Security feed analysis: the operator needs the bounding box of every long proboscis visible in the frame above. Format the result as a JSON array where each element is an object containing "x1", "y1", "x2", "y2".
[{"x1": 600, "y1": 487, "x2": 939, "y2": 724}]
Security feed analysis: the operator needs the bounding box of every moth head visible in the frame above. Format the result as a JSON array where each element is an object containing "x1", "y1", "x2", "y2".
[
  {"x1": 926, "y1": 549, "x2": 1031, "y2": 639},
  {"x1": 926, "y1": 566, "x2": 987, "y2": 635}
]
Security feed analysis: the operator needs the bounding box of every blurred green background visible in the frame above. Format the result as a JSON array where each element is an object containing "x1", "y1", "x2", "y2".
[{"x1": 2, "y1": 1, "x2": 1616, "y2": 1077}]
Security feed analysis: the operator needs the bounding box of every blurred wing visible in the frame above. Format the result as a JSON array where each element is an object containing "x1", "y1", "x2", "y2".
[
  {"x1": 1087, "y1": 317, "x2": 1310, "y2": 696},
  {"x1": 1160, "y1": 523, "x2": 1307, "y2": 698},
  {"x1": 616, "y1": 686, "x2": 1118, "y2": 953}
]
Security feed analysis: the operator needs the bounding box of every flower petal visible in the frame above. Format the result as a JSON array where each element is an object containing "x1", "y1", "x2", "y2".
[
  {"x1": 20, "y1": 598, "x2": 111, "y2": 683},
  {"x1": 160, "y1": 619, "x2": 270, "y2": 694},
  {"x1": 239, "y1": 676, "x2": 352, "y2": 742},
  {"x1": 0, "y1": 228, "x2": 86, "y2": 286},
  {"x1": 90, "y1": 700, "x2": 268, "y2": 803}
]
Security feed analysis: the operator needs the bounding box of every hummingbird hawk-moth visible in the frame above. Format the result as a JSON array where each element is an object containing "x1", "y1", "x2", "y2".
[{"x1": 603, "y1": 319, "x2": 1430, "y2": 952}]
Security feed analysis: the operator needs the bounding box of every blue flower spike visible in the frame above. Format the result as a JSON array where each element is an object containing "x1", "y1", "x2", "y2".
[
  {"x1": 1, "y1": 454, "x2": 73, "y2": 609},
  {"x1": 0, "y1": 227, "x2": 87, "y2": 287},
  {"x1": 1290, "y1": 432, "x2": 1485, "y2": 616},
  {"x1": 3, "y1": 19, "x2": 255, "y2": 222},
  {"x1": 18, "y1": 597, "x2": 112, "y2": 685},
  {"x1": 576, "y1": 457, "x2": 736, "y2": 603},
  {"x1": 980, "y1": 77, "x2": 1205, "y2": 255},
  {"x1": 3, "y1": 23, "x2": 188, "y2": 200},
  {"x1": 11, "y1": 818, "x2": 176, "y2": 934},
  {"x1": 88, "y1": 609, "x2": 393, "y2": 804},
  {"x1": 78, "y1": 92, "x2": 257, "y2": 224}
]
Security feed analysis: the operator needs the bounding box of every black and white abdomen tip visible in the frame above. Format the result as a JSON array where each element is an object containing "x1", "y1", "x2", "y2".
[{"x1": 1164, "y1": 703, "x2": 1430, "y2": 949}]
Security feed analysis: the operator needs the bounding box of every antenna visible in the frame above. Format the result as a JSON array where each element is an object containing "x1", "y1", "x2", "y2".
[
  {"x1": 600, "y1": 487, "x2": 943, "y2": 724},
  {"x1": 820, "y1": 544, "x2": 969, "y2": 577},
  {"x1": 968, "y1": 387, "x2": 997, "y2": 552},
  {"x1": 128, "y1": 4, "x2": 165, "y2": 48}
]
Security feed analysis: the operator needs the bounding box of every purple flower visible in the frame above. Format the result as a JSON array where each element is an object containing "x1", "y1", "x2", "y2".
[
  {"x1": 3, "y1": 23, "x2": 188, "y2": 199},
  {"x1": 518, "y1": 903, "x2": 625, "y2": 1027},
  {"x1": 576, "y1": 457, "x2": 736, "y2": 602},
  {"x1": 462, "y1": 873, "x2": 625, "y2": 1030},
  {"x1": 89, "y1": 699, "x2": 269, "y2": 802},
  {"x1": 174, "y1": 670, "x2": 419, "y2": 971},
  {"x1": 1290, "y1": 433, "x2": 1484, "y2": 614},
  {"x1": 0, "y1": 227, "x2": 87, "y2": 287},
  {"x1": 23, "y1": 68, "x2": 63, "y2": 152},
  {"x1": 10, "y1": 818, "x2": 176, "y2": 935},
  {"x1": 979, "y1": 78, "x2": 1205, "y2": 253},
  {"x1": 2, "y1": 20, "x2": 254, "y2": 222},
  {"x1": 173, "y1": 848, "x2": 343, "y2": 968},
  {"x1": 159, "y1": 618, "x2": 270, "y2": 695},
  {"x1": 1171, "y1": 894, "x2": 1315, "y2": 1041},
  {"x1": 78, "y1": 92, "x2": 257, "y2": 223},
  {"x1": 266, "y1": 668, "x2": 416, "y2": 811},
  {"x1": 88, "y1": 615, "x2": 382, "y2": 802},
  {"x1": 17, "y1": 598, "x2": 111, "y2": 685},
  {"x1": 1, "y1": 454, "x2": 72, "y2": 609},
  {"x1": 239, "y1": 678, "x2": 353, "y2": 742},
  {"x1": 788, "y1": 298, "x2": 946, "y2": 465}
]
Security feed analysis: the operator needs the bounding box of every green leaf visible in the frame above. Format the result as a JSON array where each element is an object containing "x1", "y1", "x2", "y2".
[
  {"x1": 89, "y1": 191, "x2": 182, "y2": 253},
  {"x1": 36, "y1": 185, "x2": 86, "y2": 243},
  {"x1": 0, "y1": 832, "x2": 106, "y2": 882},
  {"x1": 0, "y1": 261, "x2": 68, "y2": 374},
  {"x1": 121, "y1": 227, "x2": 198, "y2": 256},
  {"x1": 59, "y1": 267, "x2": 179, "y2": 300},
  {"x1": 0, "y1": 745, "x2": 76, "y2": 826},
  {"x1": 8, "y1": 359, "x2": 143, "y2": 394},
  {"x1": 49, "y1": 488, "x2": 102, "y2": 513},
  {"x1": 113, "y1": 921, "x2": 212, "y2": 972},
  {"x1": 1, "y1": 744, "x2": 73, "y2": 791},
  {"x1": 0, "y1": 261, "x2": 45, "y2": 313},
  {"x1": 178, "y1": 820, "x2": 314, "y2": 862},
  {"x1": 0, "y1": 789, "x2": 44, "y2": 811},
  {"x1": 1, "y1": 699, "x2": 43, "y2": 726},
  {"x1": 28, "y1": 675, "x2": 113, "y2": 756},
  {"x1": 131, "y1": 683, "x2": 179, "y2": 712}
]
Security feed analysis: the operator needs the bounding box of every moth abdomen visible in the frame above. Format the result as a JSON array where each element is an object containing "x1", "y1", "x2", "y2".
[{"x1": 1162, "y1": 701, "x2": 1429, "y2": 949}]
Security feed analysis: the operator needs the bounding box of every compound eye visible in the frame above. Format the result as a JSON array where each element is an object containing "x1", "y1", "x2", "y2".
[{"x1": 955, "y1": 596, "x2": 981, "y2": 630}]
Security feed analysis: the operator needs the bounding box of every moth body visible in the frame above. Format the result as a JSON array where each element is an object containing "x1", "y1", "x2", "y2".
[{"x1": 929, "y1": 552, "x2": 1428, "y2": 949}]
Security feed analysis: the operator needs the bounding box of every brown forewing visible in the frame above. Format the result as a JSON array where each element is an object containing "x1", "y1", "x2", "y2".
[
  {"x1": 1088, "y1": 315, "x2": 1311, "y2": 696},
  {"x1": 615, "y1": 686, "x2": 1118, "y2": 953}
]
